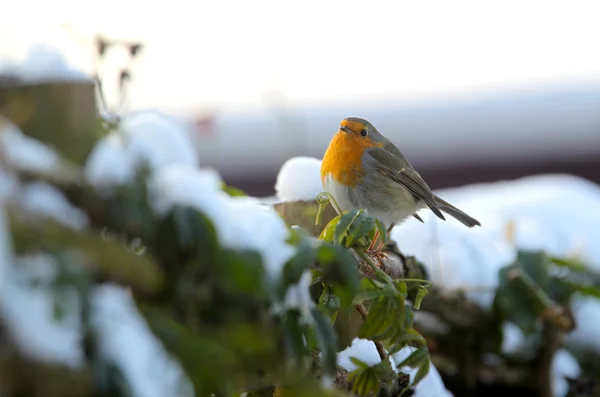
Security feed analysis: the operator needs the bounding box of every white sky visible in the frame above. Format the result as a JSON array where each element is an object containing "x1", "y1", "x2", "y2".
[{"x1": 3, "y1": 0, "x2": 600, "y2": 115}]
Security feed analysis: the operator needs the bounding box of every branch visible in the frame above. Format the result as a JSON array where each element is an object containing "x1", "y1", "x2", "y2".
[{"x1": 532, "y1": 319, "x2": 561, "y2": 397}]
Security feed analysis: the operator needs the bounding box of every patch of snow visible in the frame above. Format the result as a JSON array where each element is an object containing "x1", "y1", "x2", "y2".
[
  {"x1": 337, "y1": 337, "x2": 396, "y2": 370},
  {"x1": 226, "y1": 196, "x2": 296, "y2": 278},
  {"x1": 85, "y1": 110, "x2": 199, "y2": 189},
  {"x1": 84, "y1": 133, "x2": 137, "y2": 188},
  {"x1": 92, "y1": 284, "x2": 194, "y2": 397},
  {"x1": 99, "y1": 110, "x2": 121, "y2": 125},
  {"x1": 275, "y1": 156, "x2": 324, "y2": 202},
  {"x1": 566, "y1": 297, "x2": 600, "y2": 354},
  {"x1": 0, "y1": 44, "x2": 91, "y2": 83},
  {"x1": 551, "y1": 350, "x2": 580, "y2": 397},
  {"x1": 0, "y1": 116, "x2": 63, "y2": 173},
  {"x1": 501, "y1": 322, "x2": 527, "y2": 355},
  {"x1": 320, "y1": 375, "x2": 335, "y2": 389},
  {"x1": 149, "y1": 165, "x2": 226, "y2": 216},
  {"x1": 271, "y1": 270, "x2": 315, "y2": 323},
  {"x1": 0, "y1": 206, "x2": 12, "y2": 295},
  {"x1": 0, "y1": 253, "x2": 85, "y2": 368},
  {"x1": 392, "y1": 346, "x2": 455, "y2": 397},
  {"x1": 0, "y1": 168, "x2": 19, "y2": 201},
  {"x1": 149, "y1": 164, "x2": 295, "y2": 281},
  {"x1": 337, "y1": 338, "x2": 454, "y2": 397},
  {"x1": 20, "y1": 182, "x2": 89, "y2": 230}
]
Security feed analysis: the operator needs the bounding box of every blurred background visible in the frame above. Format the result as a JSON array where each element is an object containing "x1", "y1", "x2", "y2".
[
  {"x1": 2, "y1": 3, "x2": 600, "y2": 397},
  {"x1": 2, "y1": 0, "x2": 600, "y2": 196}
]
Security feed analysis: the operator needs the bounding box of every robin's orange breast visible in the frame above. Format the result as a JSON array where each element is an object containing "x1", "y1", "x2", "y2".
[{"x1": 321, "y1": 131, "x2": 382, "y2": 188}]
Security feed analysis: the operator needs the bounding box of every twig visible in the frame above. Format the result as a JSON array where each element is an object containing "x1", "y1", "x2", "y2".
[
  {"x1": 532, "y1": 319, "x2": 561, "y2": 397},
  {"x1": 355, "y1": 250, "x2": 394, "y2": 287},
  {"x1": 355, "y1": 304, "x2": 387, "y2": 363}
]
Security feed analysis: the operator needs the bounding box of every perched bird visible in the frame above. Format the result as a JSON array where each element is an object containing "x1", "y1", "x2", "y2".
[{"x1": 320, "y1": 117, "x2": 480, "y2": 254}]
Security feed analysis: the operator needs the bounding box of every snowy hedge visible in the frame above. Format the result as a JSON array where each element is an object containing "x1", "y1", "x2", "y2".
[{"x1": 1, "y1": 46, "x2": 600, "y2": 397}]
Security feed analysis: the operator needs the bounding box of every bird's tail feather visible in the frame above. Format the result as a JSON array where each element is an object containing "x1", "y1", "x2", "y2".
[{"x1": 433, "y1": 195, "x2": 481, "y2": 228}]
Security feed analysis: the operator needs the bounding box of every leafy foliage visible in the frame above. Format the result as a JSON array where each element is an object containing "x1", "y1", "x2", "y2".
[
  {"x1": 6, "y1": 72, "x2": 600, "y2": 397},
  {"x1": 493, "y1": 250, "x2": 600, "y2": 335},
  {"x1": 314, "y1": 207, "x2": 432, "y2": 395}
]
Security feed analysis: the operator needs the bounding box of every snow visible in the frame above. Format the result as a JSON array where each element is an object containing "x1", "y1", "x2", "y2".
[
  {"x1": 0, "y1": 206, "x2": 12, "y2": 295},
  {"x1": 0, "y1": 168, "x2": 19, "y2": 201},
  {"x1": 271, "y1": 270, "x2": 315, "y2": 323},
  {"x1": 20, "y1": 182, "x2": 89, "y2": 230},
  {"x1": 565, "y1": 297, "x2": 600, "y2": 354},
  {"x1": 91, "y1": 284, "x2": 193, "y2": 397},
  {"x1": 0, "y1": 253, "x2": 85, "y2": 368},
  {"x1": 0, "y1": 116, "x2": 63, "y2": 173},
  {"x1": 337, "y1": 338, "x2": 454, "y2": 397},
  {"x1": 148, "y1": 164, "x2": 295, "y2": 280},
  {"x1": 275, "y1": 156, "x2": 324, "y2": 202},
  {"x1": 0, "y1": 119, "x2": 89, "y2": 229},
  {"x1": 0, "y1": 251, "x2": 193, "y2": 396},
  {"x1": 0, "y1": 44, "x2": 91, "y2": 83},
  {"x1": 86, "y1": 109, "x2": 295, "y2": 282},
  {"x1": 337, "y1": 337, "x2": 396, "y2": 370},
  {"x1": 551, "y1": 350, "x2": 581, "y2": 397},
  {"x1": 392, "y1": 347, "x2": 455, "y2": 397},
  {"x1": 85, "y1": 110, "x2": 199, "y2": 189}
]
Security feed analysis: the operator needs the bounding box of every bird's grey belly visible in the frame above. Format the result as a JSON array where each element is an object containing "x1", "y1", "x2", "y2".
[{"x1": 324, "y1": 173, "x2": 423, "y2": 227}]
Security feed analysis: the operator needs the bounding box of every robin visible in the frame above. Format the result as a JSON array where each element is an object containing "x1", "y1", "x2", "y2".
[{"x1": 321, "y1": 117, "x2": 480, "y2": 255}]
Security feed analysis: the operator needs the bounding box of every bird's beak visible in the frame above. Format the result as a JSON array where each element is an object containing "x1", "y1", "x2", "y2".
[{"x1": 340, "y1": 126, "x2": 352, "y2": 133}]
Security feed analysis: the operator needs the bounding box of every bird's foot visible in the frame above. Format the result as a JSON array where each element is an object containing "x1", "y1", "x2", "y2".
[
  {"x1": 366, "y1": 240, "x2": 388, "y2": 267},
  {"x1": 365, "y1": 222, "x2": 396, "y2": 267}
]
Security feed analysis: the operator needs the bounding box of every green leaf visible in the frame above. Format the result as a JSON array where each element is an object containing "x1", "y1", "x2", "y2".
[
  {"x1": 411, "y1": 357, "x2": 431, "y2": 386},
  {"x1": 349, "y1": 357, "x2": 370, "y2": 369},
  {"x1": 549, "y1": 256, "x2": 588, "y2": 271},
  {"x1": 494, "y1": 263, "x2": 559, "y2": 333},
  {"x1": 395, "y1": 345, "x2": 429, "y2": 370},
  {"x1": 493, "y1": 251, "x2": 579, "y2": 334},
  {"x1": 551, "y1": 264, "x2": 600, "y2": 301},
  {"x1": 334, "y1": 210, "x2": 362, "y2": 246},
  {"x1": 221, "y1": 183, "x2": 246, "y2": 197},
  {"x1": 403, "y1": 304, "x2": 415, "y2": 329},
  {"x1": 281, "y1": 229, "x2": 316, "y2": 295},
  {"x1": 347, "y1": 365, "x2": 381, "y2": 397},
  {"x1": 283, "y1": 311, "x2": 308, "y2": 367},
  {"x1": 315, "y1": 243, "x2": 360, "y2": 304},
  {"x1": 319, "y1": 215, "x2": 341, "y2": 242},
  {"x1": 140, "y1": 306, "x2": 237, "y2": 396},
  {"x1": 413, "y1": 286, "x2": 429, "y2": 310},
  {"x1": 517, "y1": 250, "x2": 550, "y2": 291},
  {"x1": 333, "y1": 306, "x2": 360, "y2": 351},
  {"x1": 389, "y1": 328, "x2": 427, "y2": 355},
  {"x1": 217, "y1": 249, "x2": 268, "y2": 297},
  {"x1": 311, "y1": 308, "x2": 339, "y2": 375},
  {"x1": 353, "y1": 278, "x2": 385, "y2": 305},
  {"x1": 345, "y1": 212, "x2": 375, "y2": 248},
  {"x1": 395, "y1": 281, "x2": 408, "y2": 296},
  {"x1": 154, "y1": 205, "x2": 219, "y2": 279},
  {"x1": 318, "y1": 286, "x2": 340, "y2": 323},
  {"x1": 347, "y1": 360, "x2": 396, "y2": 397},
  {"x1": 358, "y1": 293, "x2": 405, "y2": 341}
]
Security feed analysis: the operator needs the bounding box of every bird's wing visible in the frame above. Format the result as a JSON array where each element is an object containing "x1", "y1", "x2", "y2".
[{"x1": 366, "y1": 144, "x2": 446, "y2": 221}]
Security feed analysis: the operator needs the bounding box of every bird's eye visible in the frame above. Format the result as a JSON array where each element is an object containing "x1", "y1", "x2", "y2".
[{"x1": 360, "y1": 128, "x2": 368, "y2": 137}]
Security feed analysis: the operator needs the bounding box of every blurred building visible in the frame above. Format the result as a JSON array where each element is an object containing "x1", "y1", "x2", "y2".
[{"x1": 187, "y1": 83, "x2": 600, "y2": 197}]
